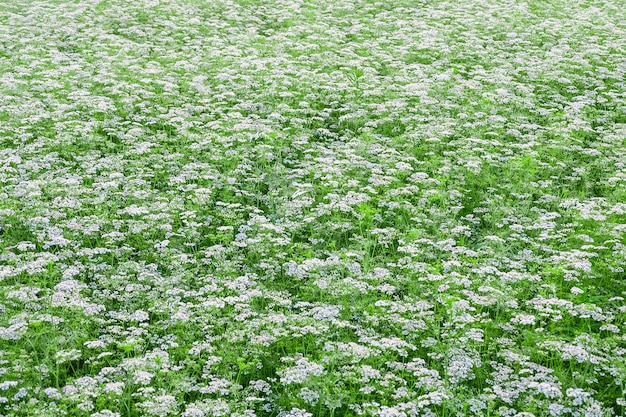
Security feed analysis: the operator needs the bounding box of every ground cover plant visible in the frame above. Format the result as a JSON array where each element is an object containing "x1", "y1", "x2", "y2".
[{"x1": 0, "y1": 0, "x2": 625, "y2": 415}]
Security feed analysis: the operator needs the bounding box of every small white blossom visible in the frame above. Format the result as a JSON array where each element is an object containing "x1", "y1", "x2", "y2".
[{"x1": 280, "y1": 358, "x2": 325, "y2": 384}]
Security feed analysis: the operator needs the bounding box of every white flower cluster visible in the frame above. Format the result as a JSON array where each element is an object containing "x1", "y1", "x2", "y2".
[
  {"x1": 280, "y1": 408, "x2": 313, "y2": 417},
  {"x1": 280, "y1": 358, "x2": 325, "y2": 385}
]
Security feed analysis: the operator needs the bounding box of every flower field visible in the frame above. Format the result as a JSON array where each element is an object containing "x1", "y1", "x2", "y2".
[{"x1": 0, "y1": 0, "x2": 625, "y2": 415}]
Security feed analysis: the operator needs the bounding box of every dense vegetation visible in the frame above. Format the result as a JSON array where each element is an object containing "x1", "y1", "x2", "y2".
[{"x1": 0, "y1": 0, "x2": 625, "y2": 416}]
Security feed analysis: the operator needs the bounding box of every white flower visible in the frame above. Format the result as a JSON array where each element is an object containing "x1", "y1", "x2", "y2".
[
  {"x1": 0, "y1": 381, "x2": 18, "y2": 391},
  {"x1": 84, "y1": 340, "x2": 106, "y2": 349},
  {"x1": 248, "y1": 380, "x2": 271, "y2": 394},
  {"x1": 299, "y1": 387, "x2": 320, "y2": 405},
  {"x1": 138, "y1": 395, "x2": 178, "y2": 417},
  {"x1": 131, "y1": 310, "x2": 150, "y2": 322},
  {"x1": 599, "y1": 324, "x2": 619, "y2": 333},
  {"x1": 91, "y1": 410, "x2": 121, "y2": 417},
  {"x1": 280, "y1": 358, "x2": 325, "y2": 385},
  {"x1": 133, "y1": 370, "x2": 154, "y2": 385},
  {"x1": 182, "y1": 406, "x2": 205, "y2": 417},
  {"x1": 310, "y1": 305, "x2": 340, "y2": 321},
  {"x1": 566, "y1": 388, "x2": 590, "y2": 406},
  {"x1": 55, "y1": 349, "x2": 81, "y2": 365},
  {"x1": 103, "y1": 382, "x2": 124, "y2": 395},
  {"x1": 570, "y1": 286, "x2": 584, "y2": 295},
  {"x1": 511, "y1": 314, "x2": 536, "y2": 326},
  {"x1": 280, "y1": 408, "x2": 313, "y2": 417},
  {"x1": 154, "y1": 240, "x2": 170, "y2": 250},
  {"x1": 0, "y1": 321, "x2": 28, "y2": 341},
  {"x1": 44, "y1": 387, "x2": 62, "y2": 399},
  {"x1": 378, "y1": 406, "x2": 407, "y2": 417},
  {"x1": 62, "y1": 265, "x2": 81, "y2": 279}
]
